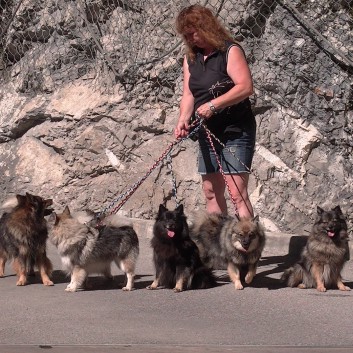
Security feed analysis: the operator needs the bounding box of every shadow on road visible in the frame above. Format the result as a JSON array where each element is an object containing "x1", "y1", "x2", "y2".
[{"x1": 252, "y1": 234, "x2": 308, "y2": 290}]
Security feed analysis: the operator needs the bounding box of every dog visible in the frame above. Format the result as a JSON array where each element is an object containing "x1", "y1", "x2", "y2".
[
  {"x1": 0, "y1": 192, "x2": 54, "y2": 286},
  {"x1": 47, "y1": 206, "x2": 139, "y2": 292},
  {"x1": 190, "y1": 213, "x2": 266, "y2": 290},
  {"x1": 281, "y1": 206, "x2": 350, "y2": 292},
  {"x1": 147, "y1": 204, "x2": 217, "y2": 292}
]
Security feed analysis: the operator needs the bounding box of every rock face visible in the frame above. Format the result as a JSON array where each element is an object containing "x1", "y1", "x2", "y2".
[{"x1": 0, "y1": 0, "x2": 352, "y2": 235}]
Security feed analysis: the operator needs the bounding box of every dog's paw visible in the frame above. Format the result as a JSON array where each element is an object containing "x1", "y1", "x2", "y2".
[
  {"x1": 16, "y1": 279, "x2": 27, "y2": 286},
  {"x1": 146, "y1": 281, "x2": 159, "y2": 290},
  {"x1": 245, "y1": 273, "x2": 254, "y2": 284},
  {"x1": 316, "y1": 285, "x2": 327, "y2": 292},
  {"x1": 65, "y1": 284, "x2": 79, "y2": 292},
  {"x1": 298, "y1": 283, "x2": 306, "y2": 289},
  {"x1": 122, "y1": 286, "x2": 133, "y2": 291},
  {"x1": 65, "y1": 287, "x2": 78, "y2": 292},
  {"x1": 338, "y1": 285, "x2": 351, "y2": 291},
  {"x1": 43, "y1": 280, "x2": 54, "y2": 286},
  {"x1": 234, "y1": 282, "x2": 244, "y2": 290},
  {"x1": 173, "y1": 287, "x2": 183, "y2": 293}
]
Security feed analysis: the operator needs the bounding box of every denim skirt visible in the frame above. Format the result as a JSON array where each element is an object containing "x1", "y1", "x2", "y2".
[{"x1": 197, "y1": 129, "x2": 256, "y2": 175}]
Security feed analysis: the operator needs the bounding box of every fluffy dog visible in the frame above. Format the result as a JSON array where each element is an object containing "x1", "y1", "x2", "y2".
[
  {"x1": 147, "y1": 204, "x2": 216, "y2": 292},
  {"x1": 48, "y1": 206, "x2": 139, "y2": 292},
  {"x1": 281, "y1": 206, "x2": 350, "y2": 292},
  {"x1": 190, "y1": 213, "x2": 266, "y2": 290},
  {"x1": 0, "y1": 193, "x2": 54, "y2": 286}
]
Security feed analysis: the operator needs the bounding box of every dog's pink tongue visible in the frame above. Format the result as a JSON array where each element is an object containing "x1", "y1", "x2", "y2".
[
  {"x1": 167, "y1": 230, "x2": 175, "y2": 238},
  {"x1": 328, "y1": 231, "x2": 335, "y2": 237}
]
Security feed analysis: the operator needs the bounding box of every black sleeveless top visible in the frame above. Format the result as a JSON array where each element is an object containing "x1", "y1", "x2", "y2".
[{"x1": 188, "y1": 42, "x2": 256, "y2": 137}]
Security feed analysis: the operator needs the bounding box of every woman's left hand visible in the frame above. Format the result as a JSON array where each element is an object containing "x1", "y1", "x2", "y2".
[{"x1": 196, "y1": 103, "x2": 214, "y2": 120}]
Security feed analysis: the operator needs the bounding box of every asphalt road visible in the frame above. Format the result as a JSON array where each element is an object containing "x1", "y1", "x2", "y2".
[{"x1": 1, "y1": 234, "x2": 353, "y2": 353}]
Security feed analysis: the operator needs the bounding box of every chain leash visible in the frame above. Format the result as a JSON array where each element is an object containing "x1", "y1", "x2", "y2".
[
  {"x1": 195, "y1": 115, "x2": 317, "y2": 222},
  {"x1": 166, "y1": 153, "x2": 179, "y2": 208},
  {"x1": 96, "y1": 119, "x2": 202, "y2": 222},
  {"x1": 194, "y1": 113, "x2": 240, "y2": 216}
]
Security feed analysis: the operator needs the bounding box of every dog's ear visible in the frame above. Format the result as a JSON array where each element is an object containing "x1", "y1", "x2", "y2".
[
  {"x1": 48, "y1": 212, "x2": 59, "y2": 225},
  {"x1": 63, "y1": 206, "x2": 71, "y2": 216},
  {"x1": 25, "y1": 193, "x2": 41, "y2": 208},
  {"x1": 157, "y1": 204, "x2": 167, "y2": 217},
  {"x1": 317, "y1": 206, "x2": 324, "y2": 215},
  {"x1": 252, "y1": 215, "x2": 259, "y2": 223},
  {"x1": 25, "y1": 192, "x2": 34, "y2": 202},
  {"x1": 44, "y1": 199, "x2": 53, "y2": 208},
  {"x1": 332, "y1": 205, "x2": 343, "y2": 216},
  {"x1": 175, "y1": 204, "x2": 184, "y2": 214},
  {"x1": 16, "y1": 194, "x2": 26, "y2": 205}
]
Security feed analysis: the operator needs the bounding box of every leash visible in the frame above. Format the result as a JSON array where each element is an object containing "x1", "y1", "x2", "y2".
[
  {"x1": 194, "y1": 112, "x2": 241, "y2": 216},
  {"x1": 197, "y1": 115, "x2": 318, "y2": 222},
  {"x1": 166, "y1": 153, "x2": 179, "y2": 208},
  {"x1": 94, "y1": 113, "x2": 321, "y2": 229},
  {"x1": 199, "y1": 122, "x2": 251, "y2": 173},
  {"x1": 203, "y1": 126, "x2": 239, "y2": 216},
  {"x1": 96, "y1": 119, "x2": 202, "y2": 223}
]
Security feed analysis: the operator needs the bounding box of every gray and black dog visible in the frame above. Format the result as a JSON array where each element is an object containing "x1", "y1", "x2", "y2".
[
  {"x1": 281, "y1": 206, "x2": 350, "y2": 292},
  {"x1": 190, "y1": 212, "x2": 266, "y2": 290},
  {"x1": 48, "y1": 206, "x2": 139, "y2": 292}
]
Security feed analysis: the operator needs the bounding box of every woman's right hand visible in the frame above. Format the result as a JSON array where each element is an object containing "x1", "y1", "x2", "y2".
[{"x1": 174, "y1": 119, "x2": 190, "y2": 139}]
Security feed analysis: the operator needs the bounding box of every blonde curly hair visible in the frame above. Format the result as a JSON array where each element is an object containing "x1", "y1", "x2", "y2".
[{"x1": 175, "y1": 5, "x2": 235, "y2": 62}]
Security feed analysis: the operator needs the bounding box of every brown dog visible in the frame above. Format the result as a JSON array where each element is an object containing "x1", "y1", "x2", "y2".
[
  {"x1": 190, "y1": 212, "x2": 266, "y2": 290},
  {"x1": 282, "y1": 206, "x2": 350, "y2": 292},
  {"x1": 0, "y1": 193, "x2": 53, "y2": 286}
]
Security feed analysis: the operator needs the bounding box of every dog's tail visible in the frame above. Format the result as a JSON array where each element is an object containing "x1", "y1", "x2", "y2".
[
  {"x1": 189, "y1": 267, "x2": 217, "y2": 289},
  {"x1": 281, "y1": 266, "x2": 298, "y2": 286},
  {"x1": 73, "y1": 210, "x2": 134, "y2": 230},
  {"x1": 1, "y1": 196, "x2": 18, "y2": 212},
  {"x1": 281, "y1": 263, "x2": 314, "y2": 288}
]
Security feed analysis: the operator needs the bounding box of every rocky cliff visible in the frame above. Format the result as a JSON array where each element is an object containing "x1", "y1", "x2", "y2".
[{"x1": 0, "y1": 0, "x2": 352, "y2": 234}]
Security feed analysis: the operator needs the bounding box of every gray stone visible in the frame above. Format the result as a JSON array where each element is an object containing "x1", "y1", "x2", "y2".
[{"x1": 0, "y1": 0, "x2": 352, "y2": 237}]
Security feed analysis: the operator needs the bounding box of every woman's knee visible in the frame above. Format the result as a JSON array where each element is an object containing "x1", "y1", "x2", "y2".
[
  {"x1": 226, "y1": 174, "x2": 251, "y2": 200},
  {"x1": 202, "y1": 181, "x2": 216, "y2": 200},
  {"x1": 202, "y1": 175, "x2": 225, "y2": 199},
  {"x1": 202, "y1": 175, "x2": 227, "y2": 214}
]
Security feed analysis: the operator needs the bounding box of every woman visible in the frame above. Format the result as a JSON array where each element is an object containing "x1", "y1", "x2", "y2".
[{"x1": 174, "y1": 4, "x2": 256, "y2": 218}]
